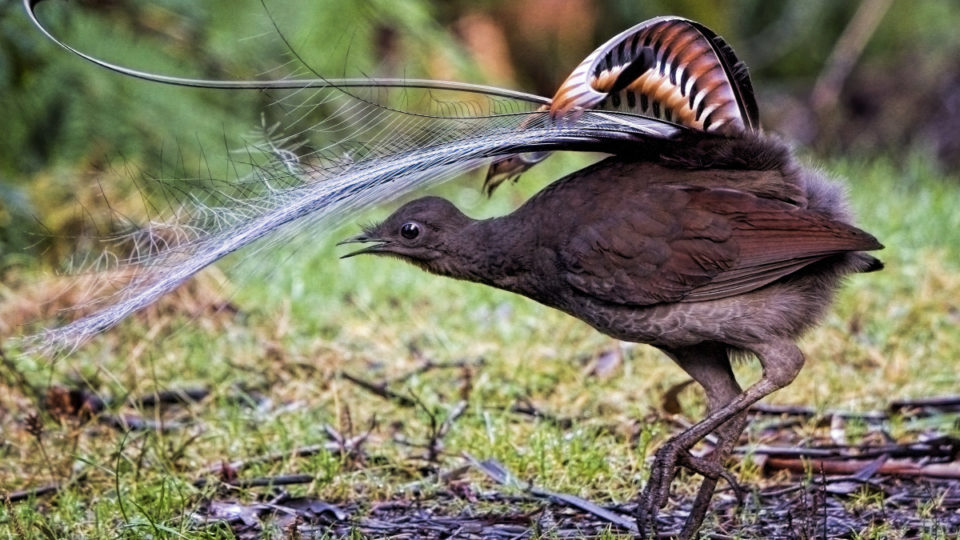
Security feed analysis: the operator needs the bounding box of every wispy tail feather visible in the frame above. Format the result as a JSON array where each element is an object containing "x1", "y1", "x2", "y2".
[
  {"x1": 20, "y1": 104, "x2": 681, "y2": 355},
  {"x1": 20, "y1": 0, "x2": 685, "y2": 355}
]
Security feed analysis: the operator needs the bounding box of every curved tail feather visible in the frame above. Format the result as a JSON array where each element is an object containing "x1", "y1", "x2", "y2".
[{"x1": 486, "y1": 16, "x2": 760, "y2": 193}]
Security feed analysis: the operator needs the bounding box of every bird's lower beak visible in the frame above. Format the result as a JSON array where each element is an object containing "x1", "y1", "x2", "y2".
[{"x1": 337, "y1": 234, "x2": 387, "y2": 259}]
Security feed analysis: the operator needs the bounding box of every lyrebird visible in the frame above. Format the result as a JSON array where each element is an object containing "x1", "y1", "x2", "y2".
[
  {"x1": 340, "y1": 17, "x2": 882, "y2": 537},
  {"x1": 24, "y1": 4, "x2": 881, "y2": 537}
]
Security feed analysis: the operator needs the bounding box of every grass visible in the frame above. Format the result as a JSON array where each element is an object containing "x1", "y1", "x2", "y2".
[{"x1": 1, "y1": 150, "x2": 959, "y2": 538}]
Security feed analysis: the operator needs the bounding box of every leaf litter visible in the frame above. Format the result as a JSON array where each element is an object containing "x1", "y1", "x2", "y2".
[{"x1": 26, "y1": 378, "x2": 958, "y2": 539}]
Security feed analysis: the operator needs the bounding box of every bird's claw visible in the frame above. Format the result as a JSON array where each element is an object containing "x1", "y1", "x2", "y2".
[
  {"x1": 636, "y1": 445, "x2": 682, "y2": 537},
  {"x1": 636, "y1": 444, "x2": 745, "y2": 538},
  {"x1": 678, "y1": 452, "x2": 744, "y2": 504}
]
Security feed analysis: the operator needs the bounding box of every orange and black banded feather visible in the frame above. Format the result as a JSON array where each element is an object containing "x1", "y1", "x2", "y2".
[
  {"x1": 550, "y1": 16, "x2": 759, "y2": 135},
  {"x1": 485, "y1": 16, "x2": 760, "y2": 193}
]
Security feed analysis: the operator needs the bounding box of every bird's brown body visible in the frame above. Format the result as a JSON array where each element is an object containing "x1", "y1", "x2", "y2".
[
  {"x1": 343, "y1": 133, "x2": 881, "y2": 538},
  {"x1": 338, "y1": 15, "x2": 883, "y2": 539},
  {"x1": 358, "y1": 135, "x2": 879, "y2": 350}
]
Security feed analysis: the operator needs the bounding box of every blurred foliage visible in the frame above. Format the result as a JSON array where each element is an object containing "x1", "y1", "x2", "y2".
[{"x1": 2, "y1": 0, "x2": 959, "y2": 271}]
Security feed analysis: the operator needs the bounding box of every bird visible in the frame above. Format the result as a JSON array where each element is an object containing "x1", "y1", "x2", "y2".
[
  {"x1": 22, "y1": 7, "x2": 883, "y2": 536},
  {"x1": 341, "y1": 135, "x2": 883, "y2": 537},
  {"x1": 340, "y1": 17, "x2": 884, "y2": 539}
]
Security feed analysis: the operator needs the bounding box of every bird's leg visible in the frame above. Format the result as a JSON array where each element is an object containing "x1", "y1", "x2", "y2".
[
  {"x1": 636, "y1": 342, "x2": 744, "y2": 537},
  {"x1": 678, "y1": 412, "x2": 750, "y2": 539},
  {"x1": 674, "y1": 345, "x2": 751, "y2": 538},
  {"x1": 638, "y1": 340, "x2": 805, "y2": 538}
]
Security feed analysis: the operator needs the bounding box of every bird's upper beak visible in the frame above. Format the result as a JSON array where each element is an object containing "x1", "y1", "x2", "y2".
[{"x1": 337, "y1": 232, "x2": 389, "y2": 259}]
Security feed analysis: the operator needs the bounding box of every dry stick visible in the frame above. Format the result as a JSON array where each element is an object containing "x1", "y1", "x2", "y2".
[
  {"x1": 386, "y1": 358, "x2": 484, "y2": 385},
  {"x1": 3, "y1": 482, "x2": 62, "y2": 503},
  {"x1": 438, "y1": 400, "x2": 468, "y2": 439},
  {"x1": 765, "y1": 457, "x2": 960, "y2": 480},
  {"x1": 194, "y1": 474, "x2": 314, "y2": 489},
  {"x1": 341, "y1": 358, "x2": 483, "y2": 408},
  {"x1": 758, "y1": 454, "x2": 889, "y2": 498},
  {"x1": 428, "y1": 400, "x2": 468, "y2": 462},
  {"x1": 399, "y1": 464, "x2": 473, "y2": 492},
  {"x1": 45, "y1": 386, "x2": 184, "y2": 432},
  {"x1": 463, "y1": 453, "x2": 740, "y2": 539},
  {"x1": 890, "y1": 395, "x2": 960, "y2": 413},
  {"x1": 401, "y1": 393, "x2": 469, "y2": 463},
  {"x1": 751, "y1": 398, "x2": 960, "y2": 422},
  {"x1": 508, "y1": 397, "x2": 575, "y2": 429},
  {"x1": 740, "y1": 438, "x2": 960, "y2": 461},
  {"x1": 129, "y1": 387, "x2": 211, "y2": 407},
  {"x1": 197, "y1": 430, "x2": 368, "y2": 476},
  {"x1": 339, "y1": 370, "x2": 417, "y2": 408},
  {"x1": 98, "y1": 413, "x2": 185, "y2": 432},
  {"x1": 749, "y1": 403, "x2": 887, "y2": 423},
  {"x1": 462, "y1": 451, "x2": 639, "y2": 535},
  {"x1": 3, "y1": 466, "x2": 90, "y2": 504},
  {"x1": 340, "y1": 369, "x2": 469, "y2": 460}
]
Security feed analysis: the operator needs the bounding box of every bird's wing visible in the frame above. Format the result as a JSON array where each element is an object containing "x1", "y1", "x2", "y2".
[
  {"x1": 485, "y1": 16, "x2": 759, "y2": 191},
  {"x1": 560, "y1": 186, "x2": 881, "y2": 306}
]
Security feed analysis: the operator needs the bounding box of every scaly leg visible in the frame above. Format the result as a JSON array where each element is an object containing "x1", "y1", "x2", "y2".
[
  {"x1": 678, "y1": 411, "x2": 750, "y2": 539},
  {"x1": 638, "y1": 340, "x2": 805, "y2": 538},
  {"x1": 636, "y1": 342, "x2": 744, "y2": 537}
]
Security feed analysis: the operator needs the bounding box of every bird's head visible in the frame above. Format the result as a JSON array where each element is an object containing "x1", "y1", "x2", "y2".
[{"x1": 339, "y1": 196, "x2": 472, "y2": 271}]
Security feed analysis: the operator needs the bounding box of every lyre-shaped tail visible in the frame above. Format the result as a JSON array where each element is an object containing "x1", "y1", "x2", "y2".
[{"x1": 485, "y1": 16, "x2": 760, "y2": 193}]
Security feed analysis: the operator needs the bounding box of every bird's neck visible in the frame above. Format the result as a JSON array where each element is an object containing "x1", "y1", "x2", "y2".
[{"x1": 436, "y1": 216, "x2": 542, "y2": 295}]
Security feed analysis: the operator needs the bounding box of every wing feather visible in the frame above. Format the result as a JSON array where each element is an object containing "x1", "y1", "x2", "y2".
[{"x1": 560, "y1": 186, "x2": 880, "y2": 306}]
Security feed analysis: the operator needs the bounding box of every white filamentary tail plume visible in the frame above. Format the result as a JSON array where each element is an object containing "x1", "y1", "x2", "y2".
[
  {"x1": 23, "y1": 89, "x2": 680, "y2": 355},
  {"x1": 20, "y1": 0, "x2": 684, "y2": 356}
]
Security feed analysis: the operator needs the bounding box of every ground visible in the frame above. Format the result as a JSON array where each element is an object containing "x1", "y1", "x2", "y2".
[{"x1": 1, "y1": 153, "x2": 959, "y2": 539}]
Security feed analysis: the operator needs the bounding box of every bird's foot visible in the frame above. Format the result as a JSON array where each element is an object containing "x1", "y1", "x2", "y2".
[
  {"x1": 677, "y1": 452, "x2": 744, "y2": 504},
  {"x1": 636, "y1": 445, "x2": 744, "y2": 538},
  {"x1": 636, "y1": 444, "x2": 682, "y2": 538}
]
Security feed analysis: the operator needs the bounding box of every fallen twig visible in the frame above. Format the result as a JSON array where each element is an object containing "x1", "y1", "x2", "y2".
[
  {"x1": 507, "y1": 397, "x2": 575, "y2": 429},
  {"x1": 399, "y1": 464, "x2": 472, "y2": 492},
  {"x1": 100, "y1": 414, "x2": 184, "y2": 432},
  {"x1": 340, "y1": 370, "x2": 417, "y2": 408},
  {"x1": 386, "y1": 358, "x2": 484, "y2": 385},
  {"x1": 439, "y1": 400, "x2": 468, "y2": 439},
  {"x1": 3, "y1": 482, "x2": 62, "y2": 503},
  {"x1": 462, "y1": 451, "x2": 639, "y2": 535},
  {"x1": 749, "y1": 403, "x2": 888, "y2": 423},
  {"x1": 890, "y1": 395, "x2": 960, "y2": 414},
  {"x1": 739, "y1": 436, "x2": 960, "y2": 461},
  {"x1": 398, "y1": 396, "x2": 469, "y2": 463},
  {"x1": 751, "y1": 396, "x2": 960, "y2": 423},
  {"x1": 3, "y1": 465, "x2": 90, "y2": 504},
  {"x1": 197, "y1": 429, "x2": 368, "y2": 477},
  {"x1": 45, "y1": 385, "x2": 187, "y2": 432},
  {"x1": 765, "y1": 456, "x2": 960, "y2": 480},
  {"x1": 129, "y1": 387, "x2": 211, "y2": 407},
  {"x1": 194, "y1": 473, "x2": 314, "y2": 489}
]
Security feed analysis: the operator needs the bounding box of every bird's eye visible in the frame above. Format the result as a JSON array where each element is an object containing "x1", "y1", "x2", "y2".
[{"x1": 400, "y1": 222, "x2": 420, "y2": 240}]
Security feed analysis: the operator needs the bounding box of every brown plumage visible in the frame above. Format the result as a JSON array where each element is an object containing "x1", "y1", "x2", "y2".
[{"x1": 343, "y1": 133, "x2": 882, "y2": 538}]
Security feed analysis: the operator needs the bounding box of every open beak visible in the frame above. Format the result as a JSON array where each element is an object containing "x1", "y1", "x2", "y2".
[{"x1": 337, "y1": 233, "x2": 388, "y2": 259}]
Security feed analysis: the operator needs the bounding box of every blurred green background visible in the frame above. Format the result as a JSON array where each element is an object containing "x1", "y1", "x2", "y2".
[{"x1": 2, "y1": 0, "x2": 959, "y2": 274}]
